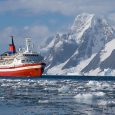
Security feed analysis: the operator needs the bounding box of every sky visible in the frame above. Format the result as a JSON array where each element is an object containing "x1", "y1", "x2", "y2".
[{"x1": 0, "y1": 0, "x2": 115, "y2": 53}]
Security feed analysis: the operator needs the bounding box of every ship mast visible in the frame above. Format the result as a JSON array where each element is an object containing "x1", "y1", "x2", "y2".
[{"x1": 25, "y1": 38, "x2": 33, "y2": 53}]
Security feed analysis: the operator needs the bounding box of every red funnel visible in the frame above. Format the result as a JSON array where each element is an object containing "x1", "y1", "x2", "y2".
[{"x1": 9, "y1": 36, "x2": 16, "y2": 53}]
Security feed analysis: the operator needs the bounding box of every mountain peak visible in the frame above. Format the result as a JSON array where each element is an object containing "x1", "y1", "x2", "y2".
[
  {"x1": 71, "y1": 13, "x2": 94, "y2": 41},
  {"x1": 71, "y1": 13, "x2": 94, "y2": 30},
  {"x1": 70, "y1": 13, "x2": 114, "y2": 44}
]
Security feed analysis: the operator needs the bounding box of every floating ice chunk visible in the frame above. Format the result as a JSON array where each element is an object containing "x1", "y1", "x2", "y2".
[
  {"x1": 86, "y1": 81, "x2": 102, "y2": 89},
  {"x1": 104, "y1": 69, "x2": 113, "y2": 76},
  {"x1": 58, "y1": 86, "x2": 70, "y2": 93},
  {"x1": 98, "y1": 100, "x2": 107, "y2": 106},
  {"x1": 94, "y1": 92, "x2": 105, "y2": 97},
  {"x1": 74, "y1": 93, "x2": 93, "y2": 104},
  {"x1": 74, "y1": 91, "x2": 105, "y2": 104},
  {"x1": 38, "y1": 100, "x2": 49, "y2": 104}
]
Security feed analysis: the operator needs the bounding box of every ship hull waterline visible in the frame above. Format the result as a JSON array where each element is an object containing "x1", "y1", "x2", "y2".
[{"x1": 0, "y1": 63, "x2": 46, "y2": 77}]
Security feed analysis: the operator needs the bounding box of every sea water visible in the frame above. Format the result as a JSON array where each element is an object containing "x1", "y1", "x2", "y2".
[{"x1": 0, "y1": 76, "x2": 115, "y2": 115}]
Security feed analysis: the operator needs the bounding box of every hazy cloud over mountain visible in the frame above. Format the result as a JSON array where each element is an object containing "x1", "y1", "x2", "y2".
[
  {"x1": 0, "y1": 0, "x2": 114, "y2": 16},
  {"x1": 0, "y1": 0, "x2": 115, "y2": 53}
]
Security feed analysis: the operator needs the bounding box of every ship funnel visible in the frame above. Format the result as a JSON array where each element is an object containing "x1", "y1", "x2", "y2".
[{"x1": 9, "y1": 36, "x2": 16, "y2": 54}]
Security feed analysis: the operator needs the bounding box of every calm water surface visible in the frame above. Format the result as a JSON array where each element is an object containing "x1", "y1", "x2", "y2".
[{"x1": 0, "y1": 77, "x2": 115, "y2": 115}]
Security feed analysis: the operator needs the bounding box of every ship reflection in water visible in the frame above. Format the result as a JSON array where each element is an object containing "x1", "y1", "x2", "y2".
[{"x1": 0, "y1": 77, "x2": 115, "y2": 115}]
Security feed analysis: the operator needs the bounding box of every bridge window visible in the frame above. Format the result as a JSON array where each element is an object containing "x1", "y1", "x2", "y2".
[{"x1": 21, "y1": 60, "x2": 25, "y2": 63}]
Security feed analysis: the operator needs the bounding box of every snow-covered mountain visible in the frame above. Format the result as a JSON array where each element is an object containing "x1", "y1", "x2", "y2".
[
  {"x1": 82, "y1": 39, "x2": 115, "y2": 75},
  {"x1": 42, "y1": 13, "x2": 115, "y2": 75}
]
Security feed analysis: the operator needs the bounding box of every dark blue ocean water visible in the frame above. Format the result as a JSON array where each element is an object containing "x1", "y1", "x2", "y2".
[{"x1": 0, "y1": 76, "x2": 115, "y2": 115}]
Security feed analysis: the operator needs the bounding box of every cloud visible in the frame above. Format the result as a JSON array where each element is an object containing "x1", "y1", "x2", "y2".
[
  {"x1": 0, "y1": 27, "x2": 16, "y2": 53},
  {"x1": 28, "y1": 25, "x2": 50, "y2": 38},
  {"x1": 0, "y1": 0, "x2": 115, "y2": 53},
  {"x1": 0, "y1": 27, "x2": 17, "y2": 44},
  {"x1": 0, "y1": 25, "x2": 50, "y2": 40},
  {"x1": 0, "y1": 25, "x2": 50, "y2": 53},
  {"x1": 0, "y1": 0, "x2": 114, "y2": 16},
  {"x1": 107, "y1": 13, "x2": 115, "y2": 22}
]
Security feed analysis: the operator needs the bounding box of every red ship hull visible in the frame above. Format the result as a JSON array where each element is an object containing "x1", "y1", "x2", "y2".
[{"x1": 0, "y1": 63, "x2": 46, "y2": 77}]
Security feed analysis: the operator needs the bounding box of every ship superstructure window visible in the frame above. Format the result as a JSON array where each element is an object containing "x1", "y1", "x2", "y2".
[
  {"x1": 23, "y1": 54, "x2": 39, "y2": 57},
  {"x1": 21, "y1": 53, "x2": 43, "y2": 63},
  {"x1": 21, "y1": 60, "x2": 25, "y2": 63}
]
